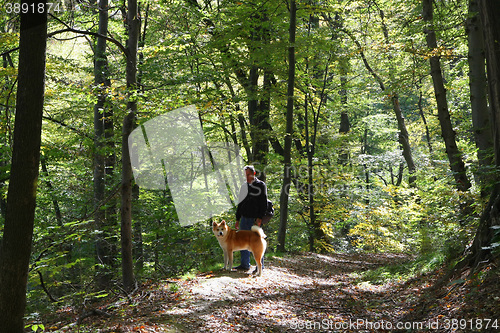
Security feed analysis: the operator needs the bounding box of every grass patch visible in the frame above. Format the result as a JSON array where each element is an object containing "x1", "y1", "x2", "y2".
[{"x1": 354, "y1": 252, "x2": 446, "y2": 285}]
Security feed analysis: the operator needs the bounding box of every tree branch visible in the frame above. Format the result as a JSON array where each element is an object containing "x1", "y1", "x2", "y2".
[
  {"x1": 37, "y1": 271, "x2": 58, "y2": 303},
  {"x1": 1, "y1": 24, "x2": 129, "y2": 58},
  {"x1": 48, "y1": 28, "x2": 128, "y2": 56},
  {"x1": 42, "y1": 115, "x2": 91, "y2": 139},
  {"x1": 339, "y1": 28, "x2": 386, "y2": 91}
]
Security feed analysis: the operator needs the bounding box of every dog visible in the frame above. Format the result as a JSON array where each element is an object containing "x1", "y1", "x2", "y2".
[{"x1": 212, "y1": 220, "x2": 267, "y2": 276}]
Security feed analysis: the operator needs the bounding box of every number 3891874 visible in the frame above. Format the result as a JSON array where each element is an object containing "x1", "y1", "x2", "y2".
[{"x1": 5, "y1": 2, "x2": 62, "y2": 14}]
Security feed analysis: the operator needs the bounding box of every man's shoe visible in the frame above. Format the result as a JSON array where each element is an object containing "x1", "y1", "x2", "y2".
[{"x1": 234, "y1": 265, "x2": 250, "y2": 270}]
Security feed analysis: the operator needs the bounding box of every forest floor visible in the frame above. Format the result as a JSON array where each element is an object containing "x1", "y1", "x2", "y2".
[{"x1": 41, "y1": 252, "x2": 500, "y2": 332}]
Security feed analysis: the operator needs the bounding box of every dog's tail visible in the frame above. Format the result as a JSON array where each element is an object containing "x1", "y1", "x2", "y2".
[{"x1": 251, "y1": 225, "x2": 266, "y2": 238}]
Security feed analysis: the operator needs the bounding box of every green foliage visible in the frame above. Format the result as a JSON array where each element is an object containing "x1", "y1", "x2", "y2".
[
  {"x1": 354, "y1": 252, "x2": 447, "y2": 285},
  {"x1": 348, "y1": 191, "x2": 419, "y2": 252},
  {"x1": 25, "y1": 323, "x2": 45, "y2": 333}
]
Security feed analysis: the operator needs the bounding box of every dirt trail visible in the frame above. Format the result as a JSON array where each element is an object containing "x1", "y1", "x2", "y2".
[
  {"x1": 48, "y1": 252, "x2": 500, "y2": 332},
  {"x1": 164, "y1": 252, "x2": 410, "y2": 332}
]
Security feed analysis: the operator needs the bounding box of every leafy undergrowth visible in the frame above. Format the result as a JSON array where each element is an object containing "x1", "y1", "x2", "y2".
[{"x1": 36, "y1": 253, "x2": 500, "y2": 332}]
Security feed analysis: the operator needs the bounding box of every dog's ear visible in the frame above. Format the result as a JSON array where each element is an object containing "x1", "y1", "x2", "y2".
[
  {"x1": 212, "y1": 221, "x2": 217, "y2": 227},
  {"x1": 221, "y1": 220, "x2": 226, "y2": 225}
]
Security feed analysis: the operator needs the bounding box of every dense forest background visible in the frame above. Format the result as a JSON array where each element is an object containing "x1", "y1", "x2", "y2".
[{"x1": 0, "y1": 0, "x2": 499, "y2": 330}]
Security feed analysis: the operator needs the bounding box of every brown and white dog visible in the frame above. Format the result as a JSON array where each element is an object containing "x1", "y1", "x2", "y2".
[{"x1": 212, "y1": 220, "x2": 267, "y2": 276}]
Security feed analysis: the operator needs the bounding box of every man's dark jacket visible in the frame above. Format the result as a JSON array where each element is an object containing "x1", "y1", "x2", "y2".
[{"x1": 236, "y1": 178, "x2": 267, "y2": 220}]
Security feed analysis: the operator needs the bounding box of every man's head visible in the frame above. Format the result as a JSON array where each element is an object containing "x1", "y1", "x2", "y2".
[{"x1": 244, "y1": 165, "x2": 256, "y2": 184}]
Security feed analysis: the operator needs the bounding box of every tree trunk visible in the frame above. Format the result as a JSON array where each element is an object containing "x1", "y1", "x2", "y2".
[
  {"x1": 304, "y1": 94, "x2": 316, "y2": 252},
  {"x1": 121, "y1": 0, "x2": 140, "y2": 291},
  {"x1": 467, "y1": 0, "x2": 494, "y2": 196},
  {"x1": 362, "y1": 126, "x2": 370, "y2": 196},
  {"x1": 305, "y1": 100, "x2": 322, "y2": 251},
  {"x1": 132, "y1": 184, "x2": 143, "y2": 273},
  {"x1": 40, "y1": 156, "x2": 63, "y2": 226},
  {"x1": 248, "y1": 65, "x2": 260, "y2": 162},
  {"x1": 302, "y1": 12, "x2": 329, "y2": 251},
  {"x1": 457, "y1": 0, "x2": 500, "y2": 271},
  {"x1": 121, "y1": 111, "x2": 136, "y2": 291},
  {"x1": 277, "y1": 0, "x2": 296, "y2": 253},
  {"x1": 237, "y1": 111, "x2": 253, "y2": 161},
  {"x1": 392, "y1": 95, "x2": 416, "y2": 186},
  {"x1": 480, "y1": 4, "x2": 500, "y2": 164},
  {"x1": 422, "y1": 0, "x2": 471, "y2": 192},
  {"x1": 254, "y1": 69, "x2": 272, "y2": 181},
  {"x1": 338, "y1": 63, "x2": 351, "y2": 165},
  {"x1": 132, "y1": 3, "x2": 149, "y2": 276},
  {"x1": 378, "y1": 8, "x2": 416, "y2": 187},
  {"x1": 343, "y1": 25, "x2": 416, "y2": 186},
  {"x1": 0, "y1": 2, "x2": 47, "y2": 331},
  {"x1": 417, "y1": 81, "x2": 435, "y2": 158},
  {"x1": 339, "y1": 111, "x2": 350, "y2": 133},
  {"x1": 193, "y1": 2, "x2": 273, "y2": 172},
  {"x1": 93, "y1": 0, "x2": 114, "y2": 289},
  {"x1": 246, "y1": 14, "x2": 272, "y2": 176}
]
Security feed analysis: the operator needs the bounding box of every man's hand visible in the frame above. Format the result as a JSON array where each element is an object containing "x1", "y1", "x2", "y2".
[
  {"x1": 255, "y1": 218, "x2": 262, "y2": 227},
  {"x1": 235, "y1": 220, "x2": 240, "y2": 229}
]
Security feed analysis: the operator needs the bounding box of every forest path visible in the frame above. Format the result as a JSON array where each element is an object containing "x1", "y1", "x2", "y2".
[
  {"x1": 49, "y1": 252, "x2": 499, "y2": 332},
  {"x1": 163, "y1": 252, "x2": 411, "y2": 332}
]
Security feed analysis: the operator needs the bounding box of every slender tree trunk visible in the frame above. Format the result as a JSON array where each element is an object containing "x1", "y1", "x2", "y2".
[
  {"x1": 305, "y1": 102, "x2": 321, "y2": 252},
  {"x1": 0, "y1": 2, "x2": 47, "y2": 331},
  {"x1": 40, "y1": 156, "x2": 63, "y2": 226},
  {"x1": 93, "y1": 0, "x2": 114, "y2": 289},
  {"x1": 255, "y1": 69, "x2": 272, "y2": 181},
  {"x1": 395, "y1": 162, "x2": 405, "y2": 187},
  {"x1": 133, "y1": 2, "x2": 148, "y2": 276},
  {"x1": 417, "y1": 82, "x2": 435, "y2": 158},
  {"x1": 121, "y1": 111, "x2": 136, "y2": 291},
  {"x1": 277, "y1": 0, "x2": 296, "y2": 252},
  {"x1": 132, "y1": 184, "x2": 143, "y2": 273},
  {"x1": 248, "y1": 65, "x2": 260, "y2": 162},
  {"x1": 338, "y1": 62, "x2": 350, "y2": 165},
  {"x1": 302, "y1": 12, "x2": 329, "y2": 251},
  {"x1": 104, "y1": 102, "x2": 117, "y2": 264},
  {"x1": 121, "y1": 0, "x2": 140, "y2": 291},
  {"x1": 378, "y1": 8, "x2": 416, "y2": 186},
  {"x1": 237, "y1": 111, "x2": 253, "y2": 161},
  {"x1": 467, "y1": 0, "x2": 494, "y2": 196},
  {"x1": 343, "y1": 26, "x2": 416, "y2": 186},
  {"x1": 103, "y1": 70, "x2": 116, "y2": 267},
  {"x1": 304, "y1": 94, "x2": 316, "y2": 252},
  {"x1": 392, "y1": 95, "x2": 416, "y2": 186},
  {"x1": 422, "y1": 0, "x2": 471, "y2": 191}
]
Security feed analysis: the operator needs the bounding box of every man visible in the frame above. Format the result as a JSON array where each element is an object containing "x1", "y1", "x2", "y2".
[{"x1": 235, "y1": 165, "x2": 268, "y2": 271}]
